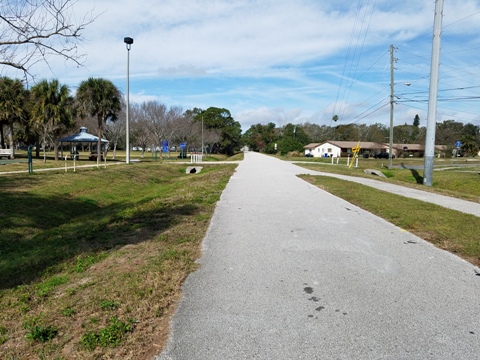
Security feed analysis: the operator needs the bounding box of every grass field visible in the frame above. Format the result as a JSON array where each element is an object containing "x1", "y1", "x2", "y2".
[{"x1": 0, "y1": 161, "x2": 237, "y2": 359}]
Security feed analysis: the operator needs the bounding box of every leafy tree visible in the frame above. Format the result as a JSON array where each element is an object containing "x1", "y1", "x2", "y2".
[
  {"x1": 394, "y1": 124, "x2": 420, "y2": 144},
  {"x1": 436, "y1": 120, "x2": 464, "y2": 147},
  {"x1": 30, "y1": 79, "x2": 74, "y2": 161},
  {"x1": 461, "y1": 123, "x2": 480, "y2": 156},
  {"x1": 0, "y1": 0, "x2": 95, "y2": 78},
  {"x1": 461, "y1": 123, "x2": 479, "y2": 138},
  {"x1": 460, "y1": 135, "x2": 478, "y2": 156},
  {"x1": 0, "y1": 77, "x2": 28, "y2": 158},
  {"x1": 241, "y1": 122, "x2": 277, "y2": 152},
  {"x1": 334, "y1": 124, "x2": 360, "y2": 141},
  {"x1": 413, "y1": 114, "x2": 420, "y2": 127},
  {"x1": 76, "y1": 78, "x2": 121, "y2": 160},
  {"x1": 277, "y1": 123, "x2": 309, "y2": 155},
  {"x1": 365, "y1": 123, "x2": 389, "y2": 143},
  {"x1": 196, "y1": 107, "x2": 241, "y2": 156},
  {"x1": 301, "y1": 122, "x2": 332, "y2": 143}
]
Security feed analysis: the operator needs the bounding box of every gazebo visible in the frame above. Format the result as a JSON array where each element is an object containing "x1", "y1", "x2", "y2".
[{"x1": 59, "y1": 127, "x2": 109, "y2": 160}]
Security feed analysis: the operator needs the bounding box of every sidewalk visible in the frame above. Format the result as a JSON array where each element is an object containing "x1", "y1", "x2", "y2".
[
  {"x1": 294, "y1": 163, "x2": 480, "y2": 217},
  {"x1": 156, "y1": 152, "x2": 480, "y2": 360}
]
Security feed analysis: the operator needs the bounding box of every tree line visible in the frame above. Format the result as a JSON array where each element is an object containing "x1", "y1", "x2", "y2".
[
  {"x1": 242, "y1": 118, "x2": 480, "y2": 157},
  {"x1": 1, "y1": 75, "x2": 478, "y2": 160},
  {"x1": 0, "y1": 76, "x2": 243, "y2": 160}
]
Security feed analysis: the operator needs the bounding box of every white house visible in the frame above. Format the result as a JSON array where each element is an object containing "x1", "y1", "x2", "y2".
[
  {"x1": 304, "y1": 141, "x2": 387, "y2": 158},
  {"x1": 304, "y1": 141, "x2": 448, "y2": 158}
]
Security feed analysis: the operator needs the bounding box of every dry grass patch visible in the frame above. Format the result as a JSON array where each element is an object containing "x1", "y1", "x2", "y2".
[{"x1": 0, "y1": 162, "x2": 237, "y2": 359}]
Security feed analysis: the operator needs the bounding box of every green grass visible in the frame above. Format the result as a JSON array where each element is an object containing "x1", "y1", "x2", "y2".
[
  {"x1": 80, "y1": 316, "x2": 136, "y2": 350},
  {"x1": 0, "y1": 162, "x2": 237, "y2": 359},
  {"x1": 294, "y1": 158, "x2": 480, "y2": 203}
]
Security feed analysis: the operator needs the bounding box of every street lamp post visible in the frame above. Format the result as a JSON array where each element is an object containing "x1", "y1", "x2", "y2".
[{"x1": 124, "y1": 37, "x2": 133, "y2": 164}]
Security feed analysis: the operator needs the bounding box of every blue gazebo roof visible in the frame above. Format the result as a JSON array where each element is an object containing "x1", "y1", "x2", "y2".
[{"x1": 59, "y1": 127, "x2": 109, "y2": 143}]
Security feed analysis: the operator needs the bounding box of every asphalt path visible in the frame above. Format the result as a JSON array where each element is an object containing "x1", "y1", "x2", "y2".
[
  {"x1": 156, "y1": 151, "x2": 480, "y2": 360},
  {"x1": 289, "y1": 162, "x2": 480, "y2": 217}
]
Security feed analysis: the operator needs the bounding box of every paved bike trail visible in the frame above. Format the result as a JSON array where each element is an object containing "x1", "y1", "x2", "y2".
[{"x1": 156, "y1": 152, "x2": 480, "y2": 360}]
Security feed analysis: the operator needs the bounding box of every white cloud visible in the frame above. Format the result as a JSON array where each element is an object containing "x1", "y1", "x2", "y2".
[
  {"x1": 3, "y1": 0, "x2": 480, "y2": 131},
  {"x1": 235, "y1": 106, "x2": 308, "y2": 131}
]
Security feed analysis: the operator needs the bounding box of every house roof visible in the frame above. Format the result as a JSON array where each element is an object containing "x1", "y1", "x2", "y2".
[
  {"x1": 59, "y1": 127, "x2": 109, "y2": 143},
  {"x1": 330, "y1": 141, "x2": 386, "y2": 150},
  {"x1": 304, "y1": 141, "x2": 386, "y2": 150},
  {"x1": 303, "y1": 143, "x2": 321, "y2": 149},
  {"x1": 304, "y1": 141, "x2": 447, "y2": 152}
]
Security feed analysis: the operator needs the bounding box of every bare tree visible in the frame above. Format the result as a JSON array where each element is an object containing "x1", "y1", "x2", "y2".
[
  {"x1": 0, "y1": 0, "x2": 95, "y2": 78},
  {"x1": 162, "y1": 105, "x2": 185, "y2": 154},
  {"x1": 173, "y1": 112, "x2": 196, "y2": 150},
  {"x1": 130, "y1": 103, "x2": 153, "y2": 157},
  {"x1": 104, "y1": 108, "x2": 125, "y2": 159},
  {"x1": 141, "y1": 100, "x2": 168, "y2": 148}
]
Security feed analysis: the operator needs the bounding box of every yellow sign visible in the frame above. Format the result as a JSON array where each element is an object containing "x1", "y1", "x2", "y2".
[{"x1": 349, "y1": 141, "x2": 361, "y2": 168}]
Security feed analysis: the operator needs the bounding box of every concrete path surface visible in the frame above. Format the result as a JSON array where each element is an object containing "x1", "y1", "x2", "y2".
[
  {"x1": 156, "y1": 152, "x2": 480, "y2": 360},
  {"x1": 289, "y1": 161, "x2": 480, "y2": 217}
]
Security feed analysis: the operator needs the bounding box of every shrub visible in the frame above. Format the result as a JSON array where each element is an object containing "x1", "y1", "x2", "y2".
[
  {"x1": 25, "y1": 325, "x2": 58, "y2": 342},
  {"x1": 99, "y1": 300, "x2": 120, "y2": 311},
  {"x1": 80, "y1": 317, "x2": 136, "y2": 350},
  {"x1": 287, "y1": 151, "x2": 302, "y2": 157}
]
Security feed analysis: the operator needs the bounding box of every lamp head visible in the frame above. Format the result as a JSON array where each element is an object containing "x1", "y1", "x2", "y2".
[{"x1": 124, "y1": 37, "x2": 134, "y2": 45}]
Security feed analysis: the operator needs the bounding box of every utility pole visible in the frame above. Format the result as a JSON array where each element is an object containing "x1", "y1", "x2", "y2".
[
  {"x1": 389, "y1": 44, "x2": 395, "y2": 169},
  {"x1": 423, "y1": 0, "x2": 444, "y2": 186}
]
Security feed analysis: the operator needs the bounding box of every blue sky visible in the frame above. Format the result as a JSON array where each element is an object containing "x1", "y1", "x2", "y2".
[{"x1": 3, "y1": 0, "x2": 480, "y2": 132}]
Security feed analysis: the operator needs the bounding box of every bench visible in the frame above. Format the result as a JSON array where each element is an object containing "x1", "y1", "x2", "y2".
[{"x1": 0, "y1": 149, "x2": 12, "y2": 159}]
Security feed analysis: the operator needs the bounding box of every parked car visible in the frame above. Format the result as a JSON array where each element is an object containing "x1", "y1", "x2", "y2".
[
  {"x1": 304, "y1": 153, "x2": 313, "y2": 157},
  {"x1": 374, "y1": 152, "x2": 395, "y2": 159}
]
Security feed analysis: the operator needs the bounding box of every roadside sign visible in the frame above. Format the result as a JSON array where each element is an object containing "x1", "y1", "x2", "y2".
[
  {"x1": 180, "y1": 142, "x2": 186, "y2": 149},
  {"x1": 455, "y1": 141, "x2": 462, "y2": 148},
  {"x1": 162, "y1": 140, "x2": 169, "y2": 153}
]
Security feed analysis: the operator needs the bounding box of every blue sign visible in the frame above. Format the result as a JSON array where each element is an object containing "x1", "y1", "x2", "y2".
[
  {"x1": 455, "y1": 141, "x2": 462, "y2": 148},
  {"x1": 161, "y1": 141, "x2": 169, "y2": 153},
  {"x1": 180, "y1": 142, "x2": 186, "y2": 149}
]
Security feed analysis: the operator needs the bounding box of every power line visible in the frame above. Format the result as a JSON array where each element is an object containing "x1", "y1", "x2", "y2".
[{"x1": 331, "y1": 0, "x2": 377, "y2": 124}]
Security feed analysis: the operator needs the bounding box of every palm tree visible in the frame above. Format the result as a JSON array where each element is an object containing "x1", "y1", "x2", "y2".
[
  {"x1": 460, "y1": 135, "x2": 478, "y2": 157},
  {"x1": 75, "y1": 78, "x2": 121, "y2": 162},
  {"x1": 0, "y1": 77, "x2": 28, "y2": 159},
  {"x1": 30, "y1": 79, "x2": 74, "y2": 162}
]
